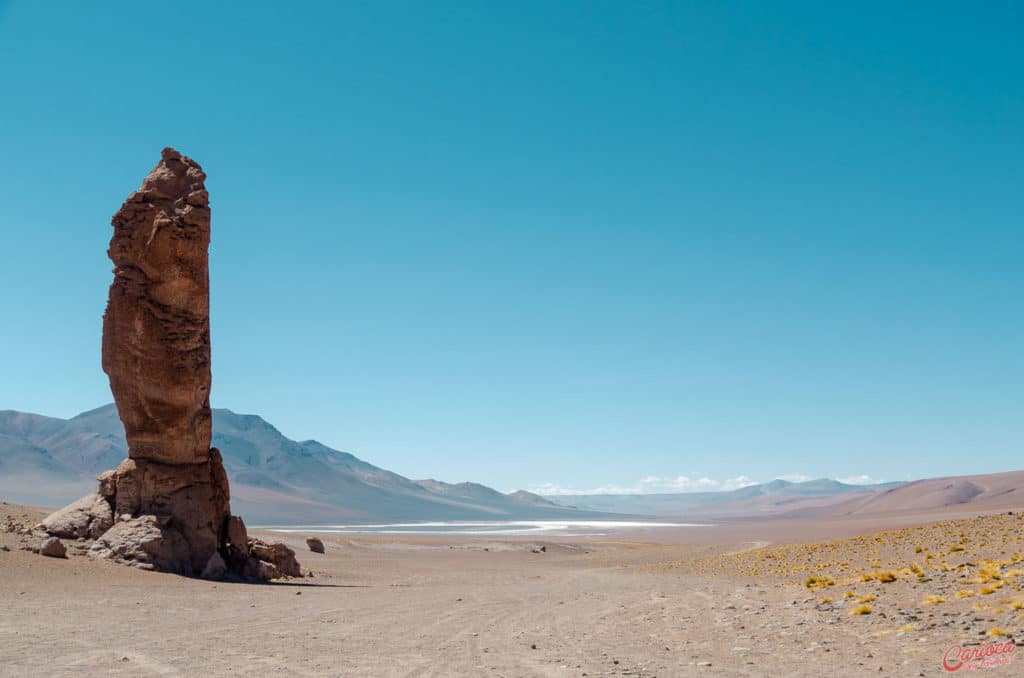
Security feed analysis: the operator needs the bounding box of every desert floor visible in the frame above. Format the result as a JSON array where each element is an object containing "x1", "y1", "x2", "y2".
[{"x1": 2, "y1": 503, "x2": 1022, "y2": 677}]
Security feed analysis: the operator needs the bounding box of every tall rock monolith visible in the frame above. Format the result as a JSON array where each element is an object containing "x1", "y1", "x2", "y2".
[
  {"x1": 39, "y1": 148, "x2": 299, "y2": 580},
  {"x1": 97, "y1": 148, "x2": 226, "y2": 574}
]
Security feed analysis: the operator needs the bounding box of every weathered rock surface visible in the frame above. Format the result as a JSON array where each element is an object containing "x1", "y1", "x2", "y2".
[
  {"x1": 102, "y1": 147, "x2": 213, "y2": 466},
  {"x1": 109, "y1": 451, "x2": 229, "y2": 572},
  {"x1": 225, "y1": 515, "x2": 249, "y2": 554},
  {"x1": 39, "y1": 537, "x2": 66, "y2": 558},
  {"x1": 250, "y1": 539, "x2": 302, "y2": 578},
  {"x1": 88, "y1": 515, "x2": 191, "y2": 573},
  {"x1": 39, "y1": 492, "x2": 113, "y2": 540},
  {"x1": 37, "y1": 148, "x2": 301, "y2": 581},
  {"x1": 306, "y1": 537, "x2": 325, "y2": 554}
]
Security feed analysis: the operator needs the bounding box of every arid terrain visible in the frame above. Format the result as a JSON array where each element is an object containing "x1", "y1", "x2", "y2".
[{"x1": 3, "y1": 502, "x2": 1022, "y2": 677}]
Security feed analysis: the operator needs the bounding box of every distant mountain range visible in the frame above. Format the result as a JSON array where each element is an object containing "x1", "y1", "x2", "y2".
[
  {"x1": 3, "y1": 405, "x2": 1022, "y2": 523},
  {"x1": 547, "y1": 478, "x2": 903, "y2": 517},
  {"x1": 549, "y1": 472, "x2": 1024, "y2": 520},
  {"x1": 0, "y1": 404, "x2": 603, "y2": 523}
]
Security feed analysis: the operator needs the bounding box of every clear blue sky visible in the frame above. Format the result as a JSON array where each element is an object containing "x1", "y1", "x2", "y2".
[{"x1": 1, "y1": 1, "x2": 1020, "y2": 494}]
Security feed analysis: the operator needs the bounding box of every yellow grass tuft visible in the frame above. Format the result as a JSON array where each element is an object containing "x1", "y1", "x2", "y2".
[
  {"x1": 875, "y1": 571, "x2": 897, "y2": 583},
  {"x1": 857, "y1": 594, "x2": 877, "y2": 603},
  {"x1": 923, "y1": 595, "x2": 946, "y2": 605},
  {"x1": 955, "y1": 590, "x2": 975, "y2": 599},
  {"x1": 850, "y1": 604, "x2": 873, "y2": 615},
  {"x1": 986, "y1": 627, "x2": 1010, "y2": 637},
  {"x1": 978, "y1": 562, "x2": 1002, "y2": 583},
  {"x1": 804, "y1": 575, "x2": 835, "y2": 589}
]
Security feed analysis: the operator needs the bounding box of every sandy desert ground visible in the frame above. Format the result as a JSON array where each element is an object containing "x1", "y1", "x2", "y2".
[{"x1": 2, "y1": 502, "x2": 1023, "y2": 677}]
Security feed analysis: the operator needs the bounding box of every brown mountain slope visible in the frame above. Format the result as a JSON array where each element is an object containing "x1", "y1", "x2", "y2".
[{"x1": 797, "y1": 470, "x2": 1024, "y2": 518}]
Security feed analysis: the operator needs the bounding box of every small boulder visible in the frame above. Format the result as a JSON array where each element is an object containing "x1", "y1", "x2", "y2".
[
  {"x1": 40, "y1": 537, "x2": 66, "y2": 558},
  {"x1": 40, "y1": 492, "x2": 114, "y2": 540},
  {"x1": 249, "y1": 539, "x2": 302, "y2": 577},
  {"x1": 306, "y1": 538, "x2": 325, "y2": 554}
]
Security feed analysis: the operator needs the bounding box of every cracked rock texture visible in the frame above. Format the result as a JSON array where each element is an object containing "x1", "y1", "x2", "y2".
[{"x1": 103, "y1": 147, "x2": 213, "y2": 466}]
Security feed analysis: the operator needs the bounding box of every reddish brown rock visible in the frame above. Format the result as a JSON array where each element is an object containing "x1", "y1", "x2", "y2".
[
  {"x1": 103, "y1": 147, "x2": 213, "y2": 466},
  {"x1": 109, "y1": 450, "x2": 230, "y2": 572},
  {"x1": 225, "y1": 515, "x2": 249, "y2": 555},
  {"x1": 84, "y1": 148, "x2": 229, "y2": 573},
  {"x1": 38, "y1": 148, "x2": 300, "y2": 581},
  {"x1": 249, "y1": 539, "x2": 302, "y2": 578}
]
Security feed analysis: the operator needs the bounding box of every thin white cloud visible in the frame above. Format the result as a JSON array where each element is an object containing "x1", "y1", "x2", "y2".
[
  {"x1": 836, "y1": 474, "x2": 882, "y2": 485},
  {"x1": 529, "y1": 474, "x2": 758, "y2": 496},
  {"x1": 529, "y1": 473, "x2": 884, "y2": 495}
]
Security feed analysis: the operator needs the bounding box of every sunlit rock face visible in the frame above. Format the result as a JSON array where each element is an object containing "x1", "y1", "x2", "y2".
[
  {"x1": 38, "y1": 148, "x2": 299, "y2": 580},
  {"x1": 103, "y1": 147, "x2": 213, "y2": 466}
]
